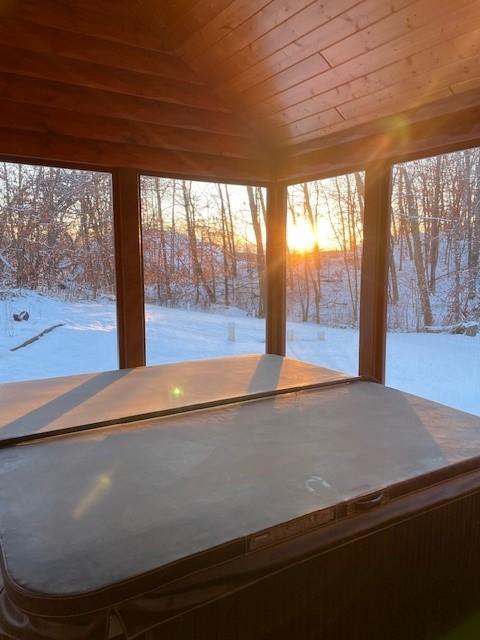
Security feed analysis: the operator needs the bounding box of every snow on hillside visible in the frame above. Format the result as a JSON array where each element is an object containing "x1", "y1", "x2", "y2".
[{"x1": 0, "y1": 291, "x2": 478, "y2": 416}]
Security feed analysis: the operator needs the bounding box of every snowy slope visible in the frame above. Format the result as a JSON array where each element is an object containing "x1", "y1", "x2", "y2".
[{"x1": 0, "y1": 291, "x2": 478, "y2": 416}]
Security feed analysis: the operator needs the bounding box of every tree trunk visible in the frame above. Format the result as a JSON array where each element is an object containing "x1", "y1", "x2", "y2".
[
  {"x1": 401, "y1": 167, "x2": 433, "y2": 328},
  {"x1": 247, "y1": 186, "x2": 265, "y2": 318}
]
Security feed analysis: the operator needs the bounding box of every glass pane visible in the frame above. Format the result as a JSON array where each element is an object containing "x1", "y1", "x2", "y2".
[
  {"x1": 141, "y1": 177, "x2": 266, "y2": 365},
  {"x1": 386, "y1": 149, "x2": 480, "y2": 415},
  {"x1": 0, "y1": 163, "x2": 117, "y2": 383},
  {"x1": 286, "y1": 172, "x2": 365, "y2": 375}
]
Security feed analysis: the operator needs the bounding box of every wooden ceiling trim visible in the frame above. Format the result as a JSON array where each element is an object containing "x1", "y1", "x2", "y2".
[
  {"x1": 2, "y1": 0, "x2": 165, "y2": 51},
  {"x1": 0, "y1": 100, "x2": 259, "y2": 160},
  {"x1": 278, "y1": 98, "x2": 480, "y2": 182},
  {"x1": 268, "y1": 28, "x2": 480, "y2": 139},
  {"x1": 0, "y1": 45, "x2": 228, "y2": 112},
  {"x1": 283, "y1": 85, "x2": 475, "y2": 146},
  {"x1": 0, "y1": 18, "x2": 201, "y2": 82},
  {"x1": 0, "y1": 74, "x2": 246, "y2": 137},
  {"x1": 215, "y1": 0, "x2": 412, "y2": 93},
  {"x1": 0, "y1": 129, "x2": 274, "y2": 184},
  {"x1": 177, "y1": 0, "x2": 274, "y2": 60},
  {"x1": 284, "y1": 88, "x2": 480, "y2": 156},
  {"x1": 255, "y1": 0, "x2": 480, "y2": 124}
]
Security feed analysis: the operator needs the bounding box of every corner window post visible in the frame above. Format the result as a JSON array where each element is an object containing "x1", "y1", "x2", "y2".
[
  {"x1": 112, "y1": 168, "x2": 146, "y2": 368},
  {"x1": 266, "y1": 182, "x2": 287, "y2": 356},
  {"x1": 359, "y1": 162, "x2": 392, "y2": 382}
]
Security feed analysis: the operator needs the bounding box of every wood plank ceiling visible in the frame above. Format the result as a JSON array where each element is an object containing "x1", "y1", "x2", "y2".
[
  {"x1": 161, "y1": 0, "x2": 480, "y2": 156},
  {"x1": 0, "y1": 0, "x2": 271, "y2": 182},
  {"x1": 0, "y1": 0, "x2": 479, "y2": 181}
]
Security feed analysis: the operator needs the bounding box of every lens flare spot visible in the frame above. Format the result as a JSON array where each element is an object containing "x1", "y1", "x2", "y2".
[
  {"x1": 170, "y1": 385, "x2": 185, "y2": 400},
  {"x1": 73, "y1": 472, "x2": 112, "y2": 520}
]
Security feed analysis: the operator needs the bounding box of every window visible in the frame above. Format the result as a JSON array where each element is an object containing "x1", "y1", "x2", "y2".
[
  {"x1": 0, "y1": 163, "x2": 117, "y2": 383},
  {"x1": 141, "y1": 177, "x2": 266, "y2": 365},
  {"x1": 386, "y1": 149, "x2": 480, "y2": 415},
  {"x1": 286, "y1": 173, "x2": 365, "y2": 375}
]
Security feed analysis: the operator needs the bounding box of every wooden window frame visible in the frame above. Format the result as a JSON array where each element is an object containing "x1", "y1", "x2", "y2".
[
  {"x1": 274, "y1": 163, "x2": 391, "y2": 382},
  {"x1": 1, "y1": 134, "x2": 478, "y2": 377}
]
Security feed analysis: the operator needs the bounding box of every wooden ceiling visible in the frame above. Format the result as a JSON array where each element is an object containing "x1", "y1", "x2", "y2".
[
  {"x1": 0, "y1": 0, "x2": 479, "y2": 181},
  {"x1": 162, "y1": 0, "x2": 480, "y2": 152},
  {"x1": 0, "y1": 0, "x2": 271, "y2": 182}
]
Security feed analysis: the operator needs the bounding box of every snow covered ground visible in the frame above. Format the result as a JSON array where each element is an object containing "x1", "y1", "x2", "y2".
[{"x1": 0, "y1": 291, "x2": 478, "y2": 416}]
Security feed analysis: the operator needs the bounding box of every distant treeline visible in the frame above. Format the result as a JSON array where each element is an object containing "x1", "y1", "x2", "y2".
[{"x1": 1, "y1": 149, "x2": 479, "y2": 332}]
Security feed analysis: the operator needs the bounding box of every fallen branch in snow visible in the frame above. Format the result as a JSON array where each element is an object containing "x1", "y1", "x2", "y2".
[
  {"x1": 10, "y1": 323, "x2": 65, "y2": 352},
  {"x1": 424, "y1": 321, "x2": 479, "y2": 337},
  {"x1": 0, "y1": 251, "x2": 14, "y2": 272}
]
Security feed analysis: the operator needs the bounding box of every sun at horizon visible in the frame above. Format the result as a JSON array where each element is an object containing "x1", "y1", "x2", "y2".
[{"x1": 287, "y1": 216, "x2": 340, "y2": 253}]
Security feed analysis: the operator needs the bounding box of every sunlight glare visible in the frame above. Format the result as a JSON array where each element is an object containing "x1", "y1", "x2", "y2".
[
  {"x1": 288, "y1": 218, "x2": 315, "y2": 253},
  {"x1": 73, "y1": 472, "x2": 112, "y2": 520}
]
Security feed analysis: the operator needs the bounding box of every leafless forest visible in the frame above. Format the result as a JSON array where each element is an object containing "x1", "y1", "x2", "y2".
[
  {"x1": 0, "y1": 164, "x2": 115, "y2": 299},
  {"x1": 0, "y1": 149, "x2": 479, "y2": 333},
  {"x1": 287, "y1": 173, "x2": 364, "y2": 328},
  {"x1": 141, "y1": 178, "x2": 267, "y2": 318},
  {"x1": 389, "y1": 149, "x2": 480, "y2": 332},
  {"x1": 287, "y1": 149, "x2": 480, "y2": 332}
]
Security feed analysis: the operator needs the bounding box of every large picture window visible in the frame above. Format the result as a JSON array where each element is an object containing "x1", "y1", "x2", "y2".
[
  {"x1": 0, "y1": 163, "x2": 117, "y2": 383},
  {"x1": 141, "y1": 177, "x2": 266, "y2": 365},
  {"x1": 286, "y1": 173, "x2": 365, "y2": 375},
  {"x1": 386, "y1": 148, "x2": 480, "y2": 415}
]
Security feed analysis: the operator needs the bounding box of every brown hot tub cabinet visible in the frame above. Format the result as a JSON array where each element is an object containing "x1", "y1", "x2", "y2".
[{"x1": 0, "y1": 356, "x2": 479, "y2": 639}]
